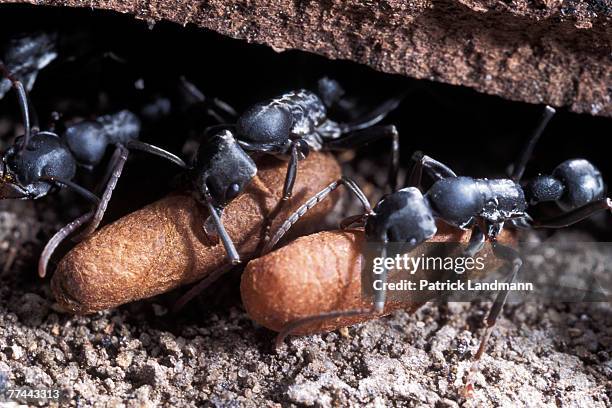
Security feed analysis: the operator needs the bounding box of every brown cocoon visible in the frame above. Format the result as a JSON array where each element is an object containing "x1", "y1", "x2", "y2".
[
  {"x1": 241, "y1": 224, "x2": 515, "y2": 334},
  {"x1": 52, "y1": 153, "x2": 341, "y2": 313}
]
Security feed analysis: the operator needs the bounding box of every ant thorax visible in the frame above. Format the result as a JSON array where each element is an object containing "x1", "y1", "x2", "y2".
[
  {"x1": 475, "y1": 178, "x2": 528, "y2": 223},
  {"x1": 270, "y1": 90, "x2": 342, "y2": 151}
]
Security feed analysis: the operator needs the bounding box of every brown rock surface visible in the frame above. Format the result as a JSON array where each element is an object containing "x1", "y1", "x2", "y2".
[{"x1": 3, "y1": 0, "x2": 611, "y2": 116}]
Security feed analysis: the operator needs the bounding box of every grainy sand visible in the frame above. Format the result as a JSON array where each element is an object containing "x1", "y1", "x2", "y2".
[{"x1": 0, "y1": 197, "x2": 611, "y2": 407}]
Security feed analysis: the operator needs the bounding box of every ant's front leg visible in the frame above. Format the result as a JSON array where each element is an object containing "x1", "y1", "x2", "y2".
[
  {"x1": 463, "y1": 225, "x2": 486, "y2": 257},
  {"x1": 260, "y1": 141, "x2": 302, "y2": 249},
  {"x1": 408, "y1": 151, "x2": 458, "y2": 188},
  {"x1": 74, "y1": 144, "x2": 130, "y2": 241},
  {"x1": 201, "y1": 188, "x2": 241, "y2": 265},
  {"x1": 37, "y1": 177, "x2": 103, "y2": 278}
]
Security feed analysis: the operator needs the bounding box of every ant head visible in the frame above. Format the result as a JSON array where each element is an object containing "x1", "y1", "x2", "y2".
[
  {"x1": 194, "y1": 130, "x2": 257, "y2": 208},
  {"x1": 0, "y1": 132, "x2": 76, "y2": 200},
  {"x1": 551, "y1": 159, "x2": 605, "y2": 211},
  {"x1": 236, "y1": 103, "x2": 293, "y2": 144},
  {"x1": 366, "y1": 187, "x2": 437, "y2": 246}
]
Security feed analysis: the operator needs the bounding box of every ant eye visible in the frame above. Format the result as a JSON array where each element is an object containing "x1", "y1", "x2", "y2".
[{"x1": 226, "y1": 183, "x2": 241, "y2": 200}]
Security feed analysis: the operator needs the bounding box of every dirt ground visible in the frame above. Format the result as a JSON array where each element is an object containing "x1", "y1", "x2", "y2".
[{"x1": 0, "y1": 195, "x2": 611, "y2": 407}]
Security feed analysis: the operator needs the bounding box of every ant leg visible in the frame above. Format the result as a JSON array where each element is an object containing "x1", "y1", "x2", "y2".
[
  {"x1": 317, "y1": 77, "x2": 346, "y2": 108},
  {"x1": 38, "y1": 211, "x2": 94, "y2": 278},
  {"x1": 125, "y1": 140, "x2": 189, "y2": 169},
  {"x1": 202, "y1": 188, "x2": 241, "y2": 264},
  {"x1": 509, "y1": 215, "x2": 533, "y2": 230},
  {"x1": 39, "y1": 176, "x2": 100, "y2": 205},
  {"x1": 179, "y1": 76, "x2": 238, "y2": 122},
  {"x1": 94, "y1": 143, "x2": 123, "y2": 195},
  {"x1": 275, "y1": 240, "x2": 390, "y2": 348},
  {"x1": 73, "y1": 145, "x2": 129, "y2": 241},
  {"x1": 339, "y1": 95, "x2": 405, "y2": 132},
  {"x1": 275, "y1": 308, "x2": 373, "y2": 349},
  {"x1": 339, "y1": 213, "x2": 368, "y2": 229},
  {"x1": 533, "y1": 198, "x2": 612, "y2": 228},
  {"x1": 172, "y1": 263, "x2": 236, "y2": 312},
  {"x1": 373, "y1": 242, "x2": 390, "y2": 312},
  {"x1": 211, "y1": 97, "x2": 238, "y2": 120},
  {"x1": 408, "y1": 151, "x2": 458, "y2": 188},
  {"x1": 511, "y1": 106, "x2": 556, "y2": 181},
  {"x1": 325, "y1": 125, "x2": 399, "y2": 192},
  {"x1": 465, "y1": 242, "x2": 522, "y2": 396},
  {"x1": 463, "y1": 226, "x2": 486, "y2": 257},
  {"x1": 260, "y1": 141, "x2": 300, "y2": 248},
  {"x1": 407, "y1": 151, "x2": 425, "y2": 187},
  {"x1": 0, "y1": 63, "x2": 32, "y2": 152},
  {"x1": 261, "y1": 177, "x2": 372, "y2": 254}
]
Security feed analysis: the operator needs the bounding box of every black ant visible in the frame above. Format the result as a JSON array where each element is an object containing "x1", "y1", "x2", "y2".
[
  {"x1": 0, "y1": 67, "x2": 187, "y2": 277},
  {"x1": 182, "y1": 77, "x2": 403, "y2": 264},
  {"x1": 263, "y1": 106, "x2": 611, "y2": 393}
]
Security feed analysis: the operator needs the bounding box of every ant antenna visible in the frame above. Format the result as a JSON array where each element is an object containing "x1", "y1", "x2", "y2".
[
  {"x1": 261, "y1": 177, "x2": 371, "y2": 254},
  {"x1": 511, "y1": 105, "x2": 556, "y2": 181},
  {"x1": 0, "y1": 62, "x2": 32, "y2": 153}
]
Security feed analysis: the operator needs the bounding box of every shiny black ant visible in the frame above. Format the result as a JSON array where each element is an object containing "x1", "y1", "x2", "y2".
[
  {"x1": 263, "y1": 106, "x2": 610, "y2": 391},
  {"x1": 183, "y1": 77, "x2": 403, "y2": 264},
  {"x1": 0, "y1": 101, "x2": 187, "y2": 277}
]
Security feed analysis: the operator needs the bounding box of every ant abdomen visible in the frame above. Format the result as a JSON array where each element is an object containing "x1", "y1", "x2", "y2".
[{"x1": 552, "y1": 159, "x2": 604, "y2": 211}]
